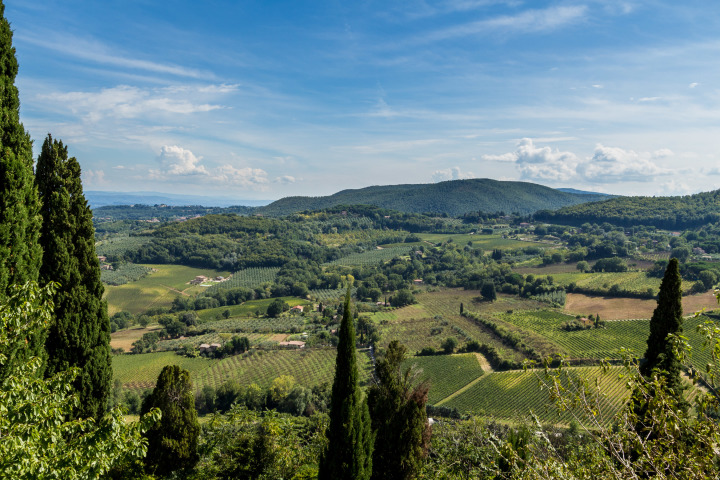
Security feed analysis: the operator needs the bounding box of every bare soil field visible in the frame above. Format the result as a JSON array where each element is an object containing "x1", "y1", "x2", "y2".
[
  {"x1": 110, "y1": 325, "x2": 161, "y2": 351},
  {"x1": 564, "y1": 292, "x2": 719, "y2": 320}
]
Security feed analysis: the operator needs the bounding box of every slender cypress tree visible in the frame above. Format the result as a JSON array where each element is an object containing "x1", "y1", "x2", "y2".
[
  {"x1": 318, "y1": 288, "x2": 374, "y2": 480},
  {"x1": 141, "y1": 365, "x2": 200, "y2": 476},
  {"x1": 36, "y1": 135, "x2": 112, "y2": 420},
  {"x1": 0, "y1": 0, "x2": 43, "y2": 379},
  {"x1": 640, "y1": 257, "x2": 685, "y2": 401}
]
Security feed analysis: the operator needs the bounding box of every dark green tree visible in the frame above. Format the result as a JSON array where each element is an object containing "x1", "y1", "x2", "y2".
[
  {"x1": 481, "y1": 281, "x2": 497, "y2": 301},
  {"x1": 368, "y1": 340, "x2": 430, "y2": 480},
  {"x1": 318, "y1": 288, "x2": 374, "y2": 480},
  {"x1": 141, "y1": 365, "x2": 200, "y2": 476},
  {"x1": 36, "y1": 135, "x2": 112, "y2": 419},
  {"x1": 640, "y1": 257, "x2": 685, "y2": 402},
  {"x1": 0, "y1": 0, "x2": 43, "y2": 378}
]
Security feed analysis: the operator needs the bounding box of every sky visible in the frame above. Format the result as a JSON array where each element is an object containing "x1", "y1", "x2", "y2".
[{"x1": 6, "y1": 0, "x2": 720, "y2": 201}]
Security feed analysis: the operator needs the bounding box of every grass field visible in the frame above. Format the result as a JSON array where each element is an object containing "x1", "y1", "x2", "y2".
[
  {"x1": 104, "y1": 264, "x2": 230, "y2": 315},
  {"x1": 110, "y1": 325, "x2": 162, "y2": 351},
  {"x1": 418, "y1": 233, "x2": 538, "y2": 250},
  {"x1": 404, "y1": 353, "x2": 485, "y2": 404}
]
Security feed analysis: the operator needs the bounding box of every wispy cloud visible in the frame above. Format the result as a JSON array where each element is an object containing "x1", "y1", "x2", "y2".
[
  {"x1": 420, "y1": 5, "x2": 588, "y2": 43},
  {"x1": 18, "y1": 32, "x2": 213, "y2": 79}
]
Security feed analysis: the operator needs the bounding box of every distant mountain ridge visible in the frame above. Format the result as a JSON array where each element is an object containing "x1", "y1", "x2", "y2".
[
  {"x1": 85, "y1": 191, "x2": 271, "y2": 208},
  {"x1": 258, "y1": 179, "x2": 611, "y2": 217}
]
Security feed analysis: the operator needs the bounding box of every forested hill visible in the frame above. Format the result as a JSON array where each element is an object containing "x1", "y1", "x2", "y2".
[
  {"x1": 535, "y1": 189, "x2": 720, "y2": 229},
  {"x1": 258, "y1": 179, "x2": 610, "y2": 216}
]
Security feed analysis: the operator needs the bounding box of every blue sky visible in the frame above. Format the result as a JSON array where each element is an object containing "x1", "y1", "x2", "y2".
[{"x1": 6, "y1": 0, "x2": 720, "y2": 200}]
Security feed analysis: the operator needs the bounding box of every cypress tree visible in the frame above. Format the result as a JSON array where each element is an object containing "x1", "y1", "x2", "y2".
[
  {"x1": 0, "y1": 0, "x2": 43, "y2": 378},
  {"x1": 318, "y1": 288, "x2": 374, "y2": 480},
  {"x1": 640, "y1": 257, "x2": 685, "y2": 402},
  {"x1": 36, "y1": 135, "x2": 112, "y2": 420},
  {"x1": 141, "y1": 365, "x2": 200, "y2": 476},
  {"x1": 368, "y1": 340, "x2": 430, "y2": 480}
]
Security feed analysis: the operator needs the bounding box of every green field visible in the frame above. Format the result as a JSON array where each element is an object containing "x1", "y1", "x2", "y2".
[
  {"x1": 195, "y1": 296, "x2": 311, "y2": 322},
  {"x1": 204, "y1": 267, "x2": 280, "y2": 292},
  {"x1": 418, "y1": 233, "x2": 540, "y2": 250},
  {"x1": 326, "y1": 246, "x2": 412, "y2": 266},
  {"x1": 442, "y1": 366, "x2": 631, "y2": 425},
  {"x1": 112, "y1": 352, "x2": 214, "y2": 390},
  {"x1": 547, "y1": 271, "x2": 700, "y2": 295},
  {"x1": 404, "y1": 353, "x2": 485, "y2": 404},
  {"x1": 104, "y1": 264, "x2": 230, "y2": 315},
  {"x1": 113, "y1": 348, "x2": 372, "y2": 392}
]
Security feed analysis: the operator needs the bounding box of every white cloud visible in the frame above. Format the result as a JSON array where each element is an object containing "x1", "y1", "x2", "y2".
[
  {"x1": 214, "y1": 165, "x2": 269, "y2": 187},
  {"x1": 431, "y1": 166, "x2": 475, "y2": 182},
  {"x1": 689, "y1": 82, "x2": 699, "y2": 88},
  {"x1": 155, "y1": 145, "x2": 209, "y2": 176},
  {"x1": 82, "y1": 169, "x2": 106, "y2": 186},
  {"x1": 577, "y1": 144, "x2": 670, "y2": 182},
  {"x1": 274, "y1": 175, "x2": 296, "y2": 184},
  {"x1": 482, "y1": 138, "x2": 577, "y2": 182}
]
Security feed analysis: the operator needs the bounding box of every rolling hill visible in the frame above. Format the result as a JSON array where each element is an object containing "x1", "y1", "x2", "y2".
[{"x1": 258, "y1": 179, "x2": 610, "y2": 217}]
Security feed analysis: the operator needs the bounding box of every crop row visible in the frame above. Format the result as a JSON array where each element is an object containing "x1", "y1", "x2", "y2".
[
  {"x1": 95, "y1": 235, "x2": 153, "y2": 258},
  {"x1": 204, "y1": 267, "x2": 280, "y2": 293},
  {"x1": 100, "y1": 263, "x2": 153, "y2": 286},
  {"x1": 444, "y1": 366, "x2": 631, "y2": 425},
  {"x1": 326, "y1": 246, "x2": 412, "y2": 266},
  {"x1": 404, "y1": 353, "x2": 485, "y2": 404}
]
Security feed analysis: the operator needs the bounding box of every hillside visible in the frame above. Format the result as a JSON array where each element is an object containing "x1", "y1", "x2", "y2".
[
  {"x1": 258, "y1": 179, "x2": 610, "y2": 216},
  {"x1": 536, "y1": 189, "x2": 720, "y2": 229}
]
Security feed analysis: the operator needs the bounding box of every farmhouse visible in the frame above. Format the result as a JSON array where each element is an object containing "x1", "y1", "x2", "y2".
[
  {"x1": 290, "y1": 305, "x2": 304, "y2": 313},
  {"x1": 191, "y1": 275, "x2": 209, "y2": 285},
  {"x1": 278, "y1": 340, "x2": 306, "y2": 349}
]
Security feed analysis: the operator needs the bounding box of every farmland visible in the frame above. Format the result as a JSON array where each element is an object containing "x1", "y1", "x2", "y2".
[
  {"x1": 417, "y1": 233, "x2": 539, "y2": 250},
  {"x1": 404, "y1": 353, "x2": 485, "y2": 404},
  {"x1": 204, "y1": 267, "x2": 279, "y2": 292},
  {"x1": 326, "y1": 246, "x2": 412, "y2": 266},
  {"x1": 104, "y1": 264, "x2": 230, "y2": 315}
]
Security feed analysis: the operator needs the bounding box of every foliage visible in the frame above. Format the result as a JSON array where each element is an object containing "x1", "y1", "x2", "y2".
[
  {"x1": 368, "y1": 341, "x2": 430, "y2": 480},
  {"x1": 266, "y1": 298, "x2": 290, "y2": 317},
  {"x1": 0, "y1": 282, "x2": 159, "y2": 479},
  {"x1": 259, "y1": 179, "x2": 608, "y2": 217},
  {"x1": 141, "y1": 364, "x2": 200, "y2": 476},
  {"x1": 639, "y1": 257, "x2": 686, "y2": 405},
  {"x1": 0, "y1": 1, "x2": 42, "y2": 378},
  {"x1": 188, "y1": 407, "x2": 327, "y2": 479},
  {"x1": 318, "y1": 289, "x2": 374, "y2": 479},
  {"x1": 537, "y1": 188, "x2": 720, "y2": 229},
  {"x1": 37, "y1": 135, "x2": 112, "y2": 420}
]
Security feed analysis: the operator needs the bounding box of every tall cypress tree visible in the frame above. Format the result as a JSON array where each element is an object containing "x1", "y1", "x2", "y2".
[
  {"x1": 640, "y1": 257, "x2": 685, "y2": 401},
  {"x1": 0, "y1": 0, "x2": 43, "y2": 378},
  {"x1": 318, "y1": 288, "x2": 374, "y2": 480},
  {"x1": 36, "y1": 135, "x2": 112, "y2": 420}
]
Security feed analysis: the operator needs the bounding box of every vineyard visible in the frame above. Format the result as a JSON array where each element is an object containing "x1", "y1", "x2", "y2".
[
  {"x1": 326, "y1": 246, "x2": 412, "y2": 266},
  {"x1": 443, "y1": 366, "x2": 632, "y2": 425},
  {"x1": 204, "y1": 267, "x2": 279, "y2": 293},
  {"x1": 95, "y1": 235, "x2": 153, "y2": 258},
  {"x1": 113, "y1": 352, "x2": 214, "y2": 390},
  {"x1": 200, "y1": 314, "x2": 307, "y2": 333},
  {"x1": 157, "y1": 332, "x2": 276, "y2": 351},
  {"x1": 100, "y1": 263, "x2": 153, "y2": 286},
  {"x1": 309, "y1": 288, "x2": 354, "y2": 302},
  {"x1": 192, "y1": 348, "x2": 372, "y2": 390},
  {"x1": 404, "y1": 353, "x2": 485, "y2": 404}
]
